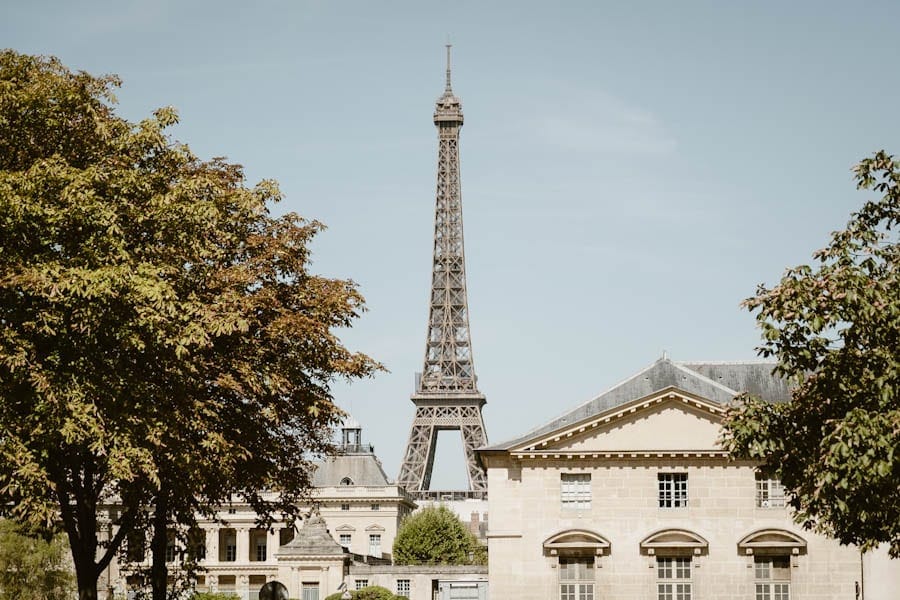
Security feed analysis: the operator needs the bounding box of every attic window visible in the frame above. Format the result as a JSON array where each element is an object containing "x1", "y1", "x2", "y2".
[{"x1": 340, "y1": 477, "x2": 354, "y2": 486}]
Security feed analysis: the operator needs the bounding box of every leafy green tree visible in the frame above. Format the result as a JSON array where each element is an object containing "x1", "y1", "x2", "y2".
[
  {"x1": 392, "y1": 505, "x2": 485, "y2": 566},
  {"x1": 324, "y1": 586, "x2": 400, "y2": 600},
  {"x1": 722, "y1": 150, "x2": 900, "y2": 557},
  {"x1": 0, "y1": 50, "x2": 378, "y2": 600},
  {"x1": 0, "y1": 520, "x2": 75, "y2": 600}
]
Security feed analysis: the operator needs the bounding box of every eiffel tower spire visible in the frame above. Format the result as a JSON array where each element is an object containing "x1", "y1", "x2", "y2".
[{"x1": 397, "y1": 46, "x2": 489, "y2": 499}]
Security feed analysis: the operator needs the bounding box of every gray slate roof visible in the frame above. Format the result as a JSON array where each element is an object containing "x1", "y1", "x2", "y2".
[
  {"x1": 311, "y1": 453, "x2": 391, "y2": 487},
  {"x1": 483, "y1": 357, "x2": 791, "y2": 451}
]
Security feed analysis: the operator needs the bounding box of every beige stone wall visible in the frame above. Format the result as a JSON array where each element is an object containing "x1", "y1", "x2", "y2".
[{"x1": 486, "y1": 454, "x2": 864, "y2": 600}]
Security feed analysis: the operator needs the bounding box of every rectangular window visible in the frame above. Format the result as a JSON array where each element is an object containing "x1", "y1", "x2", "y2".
[
  {"x1": 755, "y1": 556, "x2": 791, "y2": 600},
  {"x1": 370, "y1": 503, "x2": 380, "y2": 511},
  {"x1": 369, "y1": 534, "x2": 381, "y2": 556},
  {"x1": 559, "y1": 557, "x2": 594, "y2": 600},
  {"x1": 448, "y1": 583, "x2": 481, "y2": 599},
  {"x1": 225, "y1": 543, "x2": 236, "y2": 562},
  {"x1": 355, "y1": 579, "x2": 368, "y2": 591},
  {"x1": 658, "y1": 473, "x2": 688, "y2": 508},
  {"x1": 302, "y1": 583, "x2": 320, "y2": 600},
  {"x1": 256, "y1": 542, "x2": 266, "y2": 562},
  {"x1": 756, "y1": 474, "x2": 786, "y2": 508},
  {"x1": 657, "y1": 557, "x2": 691, "y2": 600},
  {"x1": 165, "y1": 543, "x2": 176, "y2": 563},
  {"x1": 561, "y1": 473, "x2": 591, "y2": 510},
  {"x1": 396, "y1": 579, "x2": 410, "y2": 597},
  {"x1": 339, "y1": 533, "x2": 352, "y2": 549},
  {"x1": 341, "y1": 503, "x2": 350, "y2": 511}
]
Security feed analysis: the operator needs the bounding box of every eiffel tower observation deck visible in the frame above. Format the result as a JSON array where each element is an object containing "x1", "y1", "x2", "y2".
[{"x1": 397, "y1": 46, "x2": 489, "y2": 501}]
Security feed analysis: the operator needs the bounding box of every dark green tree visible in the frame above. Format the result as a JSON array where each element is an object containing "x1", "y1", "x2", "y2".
[
  {"x1": 0, "y1": 50, "x2": 379, "y2": 600},
  {"x1": 722, "y1": 150, "x2": 900, "y2": 557},
  {"x1": 392, "y1": 505, "x2": 485, "y2": 566},
  {"x1": 0, "y1": 520, "x2": 75, "y2": 600}
]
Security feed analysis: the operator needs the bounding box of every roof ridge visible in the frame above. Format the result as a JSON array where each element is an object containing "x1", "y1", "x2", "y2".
[{"x1": 676, "y1": 359, "x2": 777, "y2": 366}]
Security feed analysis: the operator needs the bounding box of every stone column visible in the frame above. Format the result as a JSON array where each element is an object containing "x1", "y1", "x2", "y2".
[
  {"x1": 267, "y1": 527, "x2": 281, "y2": 563},
  {"x1": 205, "y1": 528, "x2": 218, "y2": 565},
  {"x1": 236, "y1": 527, "x2": 250, "y2": 564},
  {"x1": 238, "y1": 574, "x2": 250, "y2": 600}
]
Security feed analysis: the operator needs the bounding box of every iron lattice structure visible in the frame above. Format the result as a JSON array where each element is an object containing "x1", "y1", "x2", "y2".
[{"x1": 397, "y1": 47, "x2": 488, "y2": 499}]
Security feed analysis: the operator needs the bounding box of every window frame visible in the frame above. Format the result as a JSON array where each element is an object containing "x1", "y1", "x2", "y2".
[
  {"x1": 560, "y1": 473, "x2": 592, "y2": 511},
  {"x1": 368, "y1": 533, "x2": 381, "y2": 556},
  {"x1": 658, "y1": 473, "x2": 688, "y2": 508},
  {"x1": 558, "y1": 556, "x2": 595, "y2": 600},
  {"x1": 656, "y1": 556, "x2": 692, "y2": 600},
  {"x1": 754, "y1": 555, "x2": 791, "y2": 600},
  {"x1": 396, "y1": 579, "x2": 410, "y2": 597},
  {"x1": 755, "y1": 474, "x2": 786, "y2": 508}
]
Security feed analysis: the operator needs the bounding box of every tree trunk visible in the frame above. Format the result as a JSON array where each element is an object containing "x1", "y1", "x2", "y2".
[
  {"x1": 72, "y1": 550, "x2": 99, "y2": 600},
  {"x1": 149, "y1": 495, "x2": 169, "y2": 600}
]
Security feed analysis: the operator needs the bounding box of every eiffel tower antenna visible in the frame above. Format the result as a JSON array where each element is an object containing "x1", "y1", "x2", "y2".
[
  {"x1": 444, "y1": 41, "x2": 453, "y2": 93},
  {"x1": 397, "y1": 46, "x2": 489, "y2": 500}
]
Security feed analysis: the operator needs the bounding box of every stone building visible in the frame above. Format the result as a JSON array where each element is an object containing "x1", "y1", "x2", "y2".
[
  {"x1": 479, "y1": 356, "x2": 898, "y2": 600},
  {"x1": 106, "y1": 419, "x2": 418, "y2": 600}
]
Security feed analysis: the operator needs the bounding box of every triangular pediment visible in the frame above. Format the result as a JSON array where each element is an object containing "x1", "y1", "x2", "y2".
[{"x1": 511, "y1": 388, "x2": 726, "y2": 456}]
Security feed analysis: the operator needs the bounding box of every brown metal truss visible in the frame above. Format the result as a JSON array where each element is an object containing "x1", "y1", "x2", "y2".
[{"x1": 397, "y1": 46, "x2": 489, "y2": 499}]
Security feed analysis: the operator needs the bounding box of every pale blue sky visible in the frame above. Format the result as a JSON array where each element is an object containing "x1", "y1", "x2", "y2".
[{"x1": 5, "y1": 1, "x2": 899, "y2": 488}]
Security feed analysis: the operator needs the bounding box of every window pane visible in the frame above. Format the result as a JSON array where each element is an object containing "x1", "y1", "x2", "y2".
[
  {"x1": 578, "y1": 583, "x2": 594, "y2": 600},
  {"x1": 675, "y1": 582, "x2": 691, "y2": 600},
  {"x1": 658, "y1": 583, "x2": 673, "y2": 600},
  {"x1": 772, "y1": 557, "x2": 791, "y2": 580},
  {"x1": 658, "y1": 473, "x2": 688, "y2": 507},
  {"x1": 561, "y1": 473, "x2": 591, "y2": 510},
  {"x1": 560, "y1": 558, "x2": 593, "y2": 580},
  {"x1": 657, "y1": 557, "x2": 672, "y2": 579},
  {"x1": 774, "y1": 583, "x2": 790, "y2": 600}
]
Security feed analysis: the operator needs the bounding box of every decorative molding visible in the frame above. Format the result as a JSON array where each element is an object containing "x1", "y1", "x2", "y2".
[{"x1": 512, "y1": 388, "x2": 727, "y2": 453}]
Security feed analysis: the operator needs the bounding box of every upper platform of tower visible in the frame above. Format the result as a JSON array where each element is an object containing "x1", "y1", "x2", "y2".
[{"x1": 434, "y1": 44, "x2": 463, "y2": 126}]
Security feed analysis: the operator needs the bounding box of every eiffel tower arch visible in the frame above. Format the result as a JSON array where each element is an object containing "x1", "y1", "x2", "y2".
[{"x1": 397, "y1": 46, "x2": 489, "y2": 501}]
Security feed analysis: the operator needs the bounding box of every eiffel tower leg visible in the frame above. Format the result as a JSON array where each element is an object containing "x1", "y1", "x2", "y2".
[
  {"x1": 397, "y1": 407, "x2": 438, "y2": 493},
  {"x1": 398, "y1": 401, "x2": 488, "y2": 498},
  {"x1": 461, "y1": 420, "x2": 488, "y2": 492}
]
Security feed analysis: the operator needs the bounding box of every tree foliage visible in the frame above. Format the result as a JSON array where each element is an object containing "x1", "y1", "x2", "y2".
[
  {"x1": 722, "y1": 150, "x2": 900, "y2": 557},
  {"x1": 324, "y1": 586, "x2": 402, "y2": 600},
  {"x1": 392, "y1": 505, "x2": 485, "y2": 566},
  {"x1": 0, "y1": 520, "x2": 75, "y2": 600},
  {"x1": 0, "y1": 50, "x2": 379, "y2": 600}
]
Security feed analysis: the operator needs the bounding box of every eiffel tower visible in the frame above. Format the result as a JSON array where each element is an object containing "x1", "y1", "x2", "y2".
[{"x1": 397, "y1": 46, "x2": 488, "y2": 500}]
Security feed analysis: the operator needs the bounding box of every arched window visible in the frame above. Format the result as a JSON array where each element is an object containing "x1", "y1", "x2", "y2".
[
  {"x1": 339, "y1": 476, "x2": 353, "y2": 486},
  {"x1": 738, "y1": 529, "x2": 806, "y2": 600},
  {"x1": 640, "y1": 529, "x2": 708, "y2": 600},
  {"x1": 543, "y1": 530, "x2": 610, "y2": 600}
]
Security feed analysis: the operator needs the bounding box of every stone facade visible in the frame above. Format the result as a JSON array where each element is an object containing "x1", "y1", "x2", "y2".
[
  {"x1": 479, "y1": 357, "x2": 899, "y2": 600},
  {"x1": 102, "y1": 422, "x2": 417, "y2": 600}
]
